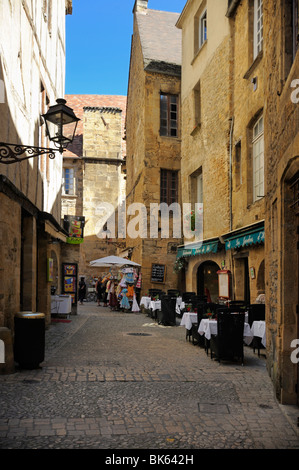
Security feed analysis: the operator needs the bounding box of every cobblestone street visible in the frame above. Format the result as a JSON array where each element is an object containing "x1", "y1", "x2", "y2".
[{"x1": 0, "y1": 304, "x2": 298, "y2": 452}]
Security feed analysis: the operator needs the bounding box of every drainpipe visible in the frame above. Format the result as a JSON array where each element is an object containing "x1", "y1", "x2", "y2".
[
  {"x1": 229, "y1": 117, "x2": 235, "y2": 300},
  {"x1": 229, "y1": 117, "x2": 234, "y2": 232}
]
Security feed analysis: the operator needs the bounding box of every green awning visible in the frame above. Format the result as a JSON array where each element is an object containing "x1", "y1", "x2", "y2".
[
  {"x1": 177, "y1": 240, "x2": 219, "y2": 259},
  {"x1": 224, "y1": 227, "x2": 264, "y2": 250},
  {"x1": 176, "y1": 223, "x2": 264, "y2": 258}
]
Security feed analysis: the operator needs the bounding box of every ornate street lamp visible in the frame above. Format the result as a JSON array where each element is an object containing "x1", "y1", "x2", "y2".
[{"x1": 0, "y1": 99, "x2": 80, "y2": 164}]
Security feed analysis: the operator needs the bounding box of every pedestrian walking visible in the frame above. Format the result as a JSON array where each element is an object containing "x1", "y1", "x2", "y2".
[
  {"x1": 102, "y1": 277, "x2": 109, "y2": 307},
  {"x1": 95, "y1": 276, "x2": 103, "y2": 306},
  {"x1": 78, "y1": 277, "x2": 86, "y2": 305}
]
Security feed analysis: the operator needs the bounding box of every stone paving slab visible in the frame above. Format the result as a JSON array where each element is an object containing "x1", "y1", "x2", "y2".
[{"x1": 0, "y1": 304, "x2": 298, "y2": 450}]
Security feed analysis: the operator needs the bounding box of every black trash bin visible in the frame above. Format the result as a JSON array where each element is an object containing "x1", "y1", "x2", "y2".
[{"x1": 14, "y1": 312, "x2": 45, "y2": 369}]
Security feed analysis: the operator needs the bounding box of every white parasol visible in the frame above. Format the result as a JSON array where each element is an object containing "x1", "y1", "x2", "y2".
[{"x1": 89, "y1": 255, "x2": 141, "y2": 268}]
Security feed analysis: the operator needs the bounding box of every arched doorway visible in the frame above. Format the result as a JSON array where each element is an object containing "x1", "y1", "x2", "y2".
[
  {"x1": 257, "y1": 259, "x2": 265, "y2": 295},
  {"x1": 50, "y1": 249, "x2": 59, "y2": 294},
  {"x1": 197, "y1": 261, "x2": 220, "y2": 302}
]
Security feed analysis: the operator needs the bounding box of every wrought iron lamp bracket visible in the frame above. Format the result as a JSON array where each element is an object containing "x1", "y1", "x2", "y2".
[{"x1": 0, "y1": 142, "x2": 61, "y2": 164}]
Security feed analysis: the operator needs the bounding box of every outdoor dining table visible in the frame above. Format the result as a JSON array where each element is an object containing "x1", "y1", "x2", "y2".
[
  {"x1": 150, "y1": 300, "x2": 161, "y2": 312},
  {"x1": 198, "y1": 318, "x2": 254, "y2": 345},
  {"x1": 180, "y1": 312, "x2": 197, "y2": 330},
  {"x1": 251, "y1": 320, "x2": 266, "y2": 347},
  {"x1": 140, "y1": 296, "x2": 151, "y2": 309},
  {"x1": 175, "y1": 297, "x2": 185, "y2": 315},
  {"x1": 51, "y1": 295, "x2": 72, "y2": 316}
]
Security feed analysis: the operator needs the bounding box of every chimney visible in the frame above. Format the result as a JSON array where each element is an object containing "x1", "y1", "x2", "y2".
[{"x1": 133, "y1": 0, "x2": 148, "y2": 13}]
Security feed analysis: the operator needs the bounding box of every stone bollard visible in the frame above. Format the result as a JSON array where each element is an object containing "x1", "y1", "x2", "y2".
[{"x1": 0, "y1": 327, "x2": 15, "y2": 374}]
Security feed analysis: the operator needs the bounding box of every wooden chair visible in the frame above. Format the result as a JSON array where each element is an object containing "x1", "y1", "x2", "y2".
[
  {"x1": 248, "y1": 304, "x2": 265, "y2": 326},
  {"x1": 182, "y1": 292, "x2": 196, "y2": 303},
  {"x1": 191, "y1": 305, "x2": 205, "y2": 347},
  {"x1": 148, "y1": 289, "x2": 163, "y2": 299},
  {"x1": 229, "y1": 300, "x2": 247, "y2": 310},
  {"x1": 191, "y1": 302, "x2": 218, "y2": 349},
  {"x1": 167, "y1": 289, "x2": 180, "y2": 297}
]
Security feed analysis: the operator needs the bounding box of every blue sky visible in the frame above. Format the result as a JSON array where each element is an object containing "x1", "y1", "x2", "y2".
[{"x1": 65, "y1": 0, "x2": 186, "y2": 96}]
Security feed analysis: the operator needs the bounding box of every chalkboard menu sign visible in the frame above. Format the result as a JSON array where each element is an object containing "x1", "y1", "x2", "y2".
[{"x1": 151, "y1": 264, "x2": 166, "y2": 283}]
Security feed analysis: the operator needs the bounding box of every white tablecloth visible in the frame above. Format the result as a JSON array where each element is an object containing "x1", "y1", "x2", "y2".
[
  {"x1": 198, "y1": 319, "x2": 217, "y2": 340},
  {"x1": 140, "y1": 297, "x2": 151, "y2": 309},
  {"x1": 175, "y1": 297, "x2": 185, "y2": 314},
  {"x1": 180, "y1": 312, "x2": 197, "y2": 330},
  {"x1": 150, "y1": 300, "x2": 161, "y2": 311},
  {"x1": 198, "y1": 319, "x2": 253, "y2": 345},
  {"x1": 51, "y1": 295, "x2": 72, "y2": 314},
  {"x1": 251, "y1": 321, "x2": 266, "y2": 347}
]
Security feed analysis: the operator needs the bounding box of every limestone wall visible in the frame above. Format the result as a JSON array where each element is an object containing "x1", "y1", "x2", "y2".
[
  {"x1": 263, "y1": 0, "x2": 299, "y2": 404},
  {"x1": 0, "y1": 193, "x2": 21, "y2": 329},
  {"x1": 125, "y1": 15, "x2": 181, "y2": 295}
]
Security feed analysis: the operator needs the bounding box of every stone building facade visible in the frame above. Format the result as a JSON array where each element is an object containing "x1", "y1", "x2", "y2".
[
  {"x1": 177, "y1": 0, "x2": 298, "y2": 405},
  {"x1": 61, "y1": 95, "x2": 127, "y2": 285},
  {"x1": 0, "y1": 0, "x2": 72, "y2": 337},
  {"x1": 263, "y1": 0, "x2": 299, "y2": 405},
  {"x1": 176, "y1": 0, "x2": 232, "y2": 302},
  {"x1": 125, "y1": 0, "x2": 182, "y2": 296},
  {"x1": 176, "y1": 0, "x2": 265, "y2": 304},
  {"x1": 222, "y1": 0, "x2": 266, "y2": 304}
]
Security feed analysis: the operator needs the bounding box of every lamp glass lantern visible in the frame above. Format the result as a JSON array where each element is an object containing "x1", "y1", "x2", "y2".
[{"x1": 42, "y1": 98, "x2": 80, "y2": 152}]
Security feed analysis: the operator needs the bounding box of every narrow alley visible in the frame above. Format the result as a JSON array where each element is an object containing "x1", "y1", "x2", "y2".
[{"x1": 0, "y1": 304, "x2": 298, "y2": 451}]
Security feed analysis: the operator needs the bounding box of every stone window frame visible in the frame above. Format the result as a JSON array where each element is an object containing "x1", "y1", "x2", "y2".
[
  {"x1": 194, "y1": 1, "x2": 207, "y2": 58},
  {"x1": 253, "y1": 0, "x2": 263, "y2": 60},
  {"x1": 283, "y1": 0, "x2": 299, "y2": 80},
  {"x1": 246, "y1": 109, "x2": 264, "y2": 206},
  {"x1": 199, "y1": 9, "x2": 207, "y2": 48},
  {"x1": 160, "y1": 169, "x2": 179, "y2": 205},
  {"x1": 159, "y1": 93, "x2": 179, "y2": 138},
  {"x1": 62, "y1": 166, "x2": 77, "y2": 196},
  {"x1": 252, "y1": 114, "x2": 264, "y2": 202},
  {"x1": 189, "y1": 167, "x2": 203, "y2": 210},
  {"x1": 192, "y1": 79, "x2": 201, "y2": 131},
  {"x1": 234, "y1": 140, "x2": 242, "y2": 189}
]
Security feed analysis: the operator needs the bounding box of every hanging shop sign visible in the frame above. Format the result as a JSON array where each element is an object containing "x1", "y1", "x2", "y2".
[
  {"x1": 63, "y1": 215, "x2": 85, "y2": 244},
  {"x1": 176, "y1": 240, "x2": 219, "y2": 259},
  {"x1": 224, "y1": 228, "x2": 264, "y2": 250}
]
